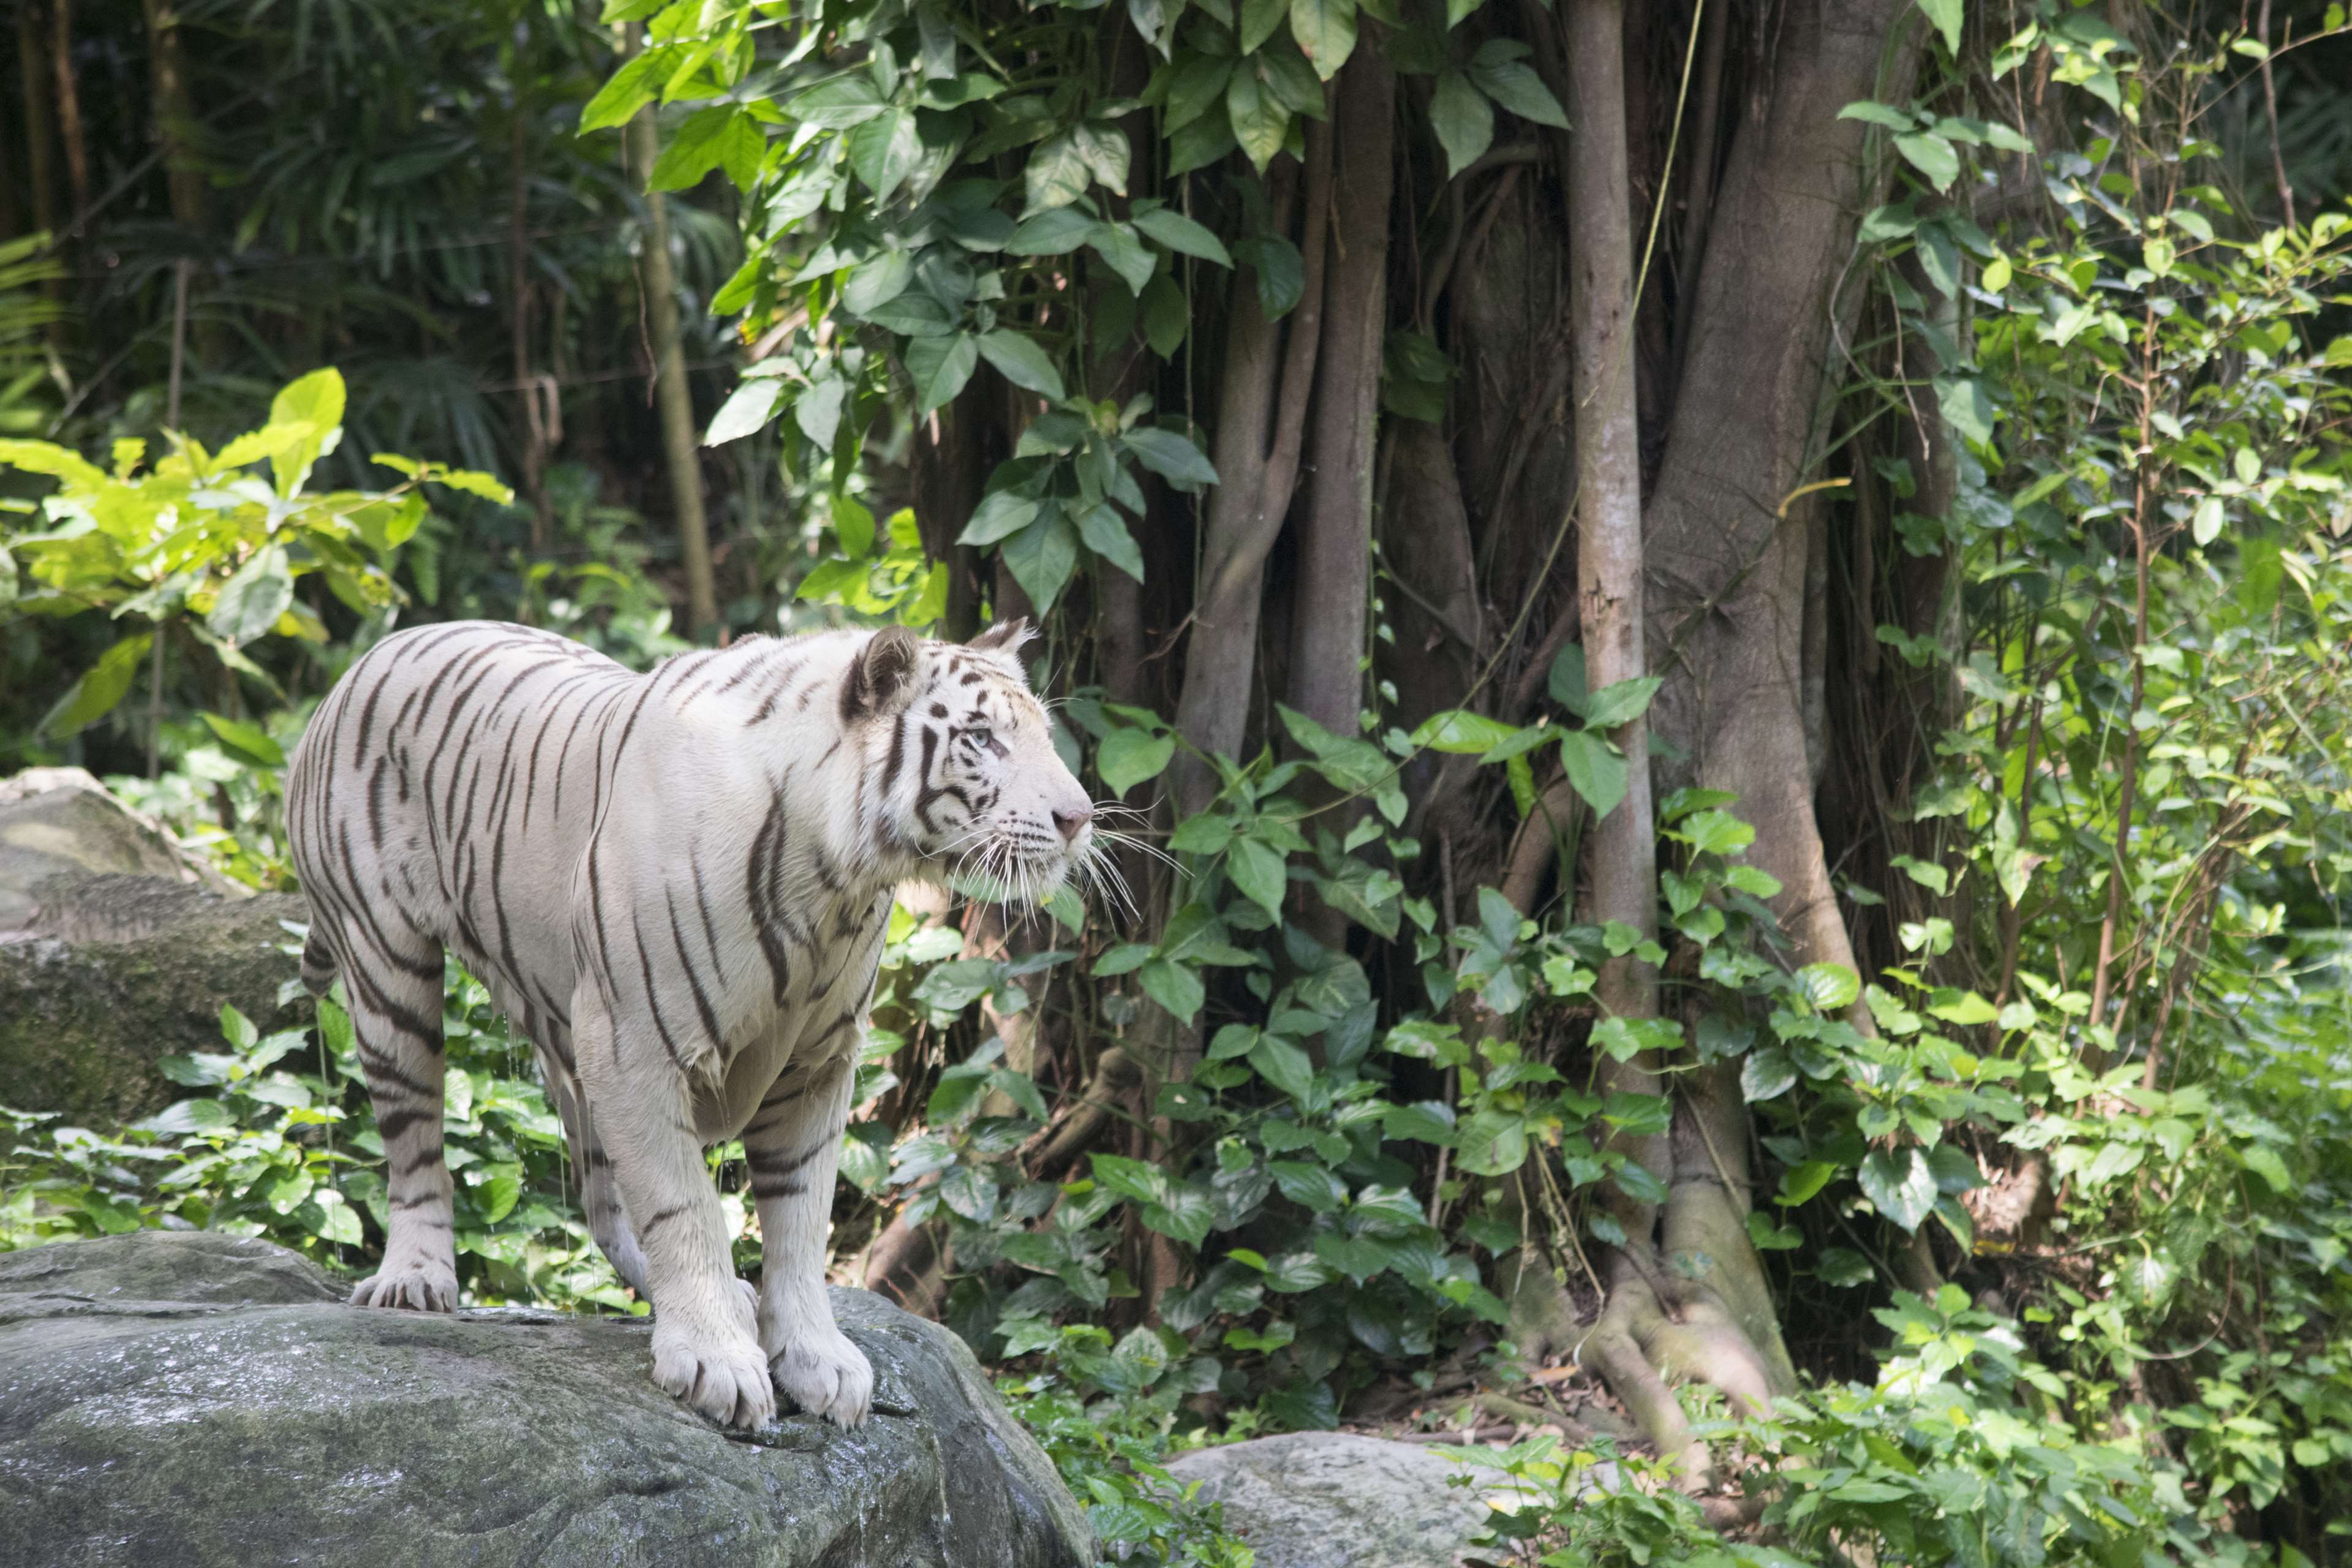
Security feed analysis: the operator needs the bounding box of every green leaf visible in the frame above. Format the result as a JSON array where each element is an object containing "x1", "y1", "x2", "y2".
[
  {"x1": 1139, "y1": 957, "x2": 1205, "y2": 1022},
  {"x1": 1557, "y1": 729, "x2": 1628, "y2": 820},
  {"x1": 1133, "y1": 207, "x2": 1233, "y2": 266},
  {"x1": 1430, "y1": 70, "x2": 1494, "y2": 180},
  {"x1": 1466, "y1": 48, "x2": 1567, "y2": 130},
  {"x1": 1246, "y1": 1031, "x2": 1315, "y2": 1101},
  {"x1": 209, "y1": 546, "x2": 295, "y2": 646},
  {"x1": 1227, "y1": 835, "x2": 1289, "y2": 919},
  {"x1": 788, "y1": 76, "x2": 888, "y2": 131},
  {"x1": 1777, "y1": 1159, "x2": 1838, "y2": 1207},
  {"x1": 1006, "y1": 207, "x2": 1098, "y2": 256},
  {"x1": 1793, "y1": 962, "x2": 1861, "y2": 1012},
  {"x1": 41, "y1": 633, "x2": 153, "y2": 738},
  {"x1": 846, "y1": 107, "x2": 922, "y2": 204},
  {"x1": 1741, "y1": 1048, "x2": 1797, "y2": 1102},
  {"x1": 1410, "y1": 708, "x2": 1517, "y2": 754},
  {"x1": 1076, "y1": 502, "x2": 1145, "y2": 581},
  {"x1": 1000, "y1": 509, "x2": 1080, "y2": 613},
  {"x1": 1098, "y1": 726, "x2": 1175, "y2": 799},
  {"x1": 1226, "y1": 64, "x2": 1289, "y2": 173},
  {"x1": 1918, "y1": 0, "x2": 1961, "y2": 54},
  {"x1": 844, "y1": 248, "x2": 915, "y2": 315},
  {"x1": 1289, "y1": 0, "x2": 1357, "y2": 80},
  {"x1": 976, "y1": 331, "x2": 1067, "y2": 399},
  {"x1": 1142, "y1": 273, "x2": 1189, "y2": 356},
  {"x1": 1455, "y1": 1110, "x2": 1530, "y2": 1177},
  {"x1": 1934, "y1": 374, "x2": 1996, "y2": 447},
  {"x1": 1071, "y1": 123, "x2": 1131, "y2": 195},
  {"x1": 908, "y1": 333, "x2": 980, "y2": 415},
  {"x1": 2240, "y1": 1145, "x2": 2291, "y2": 1194},
  {"x1": 794, "y1": 375, "x2": 846, "y2": 450},
  {"x1": 1088, "y1": 222, "x2": 1158, "y2": 297},
  {"x1": 1893, "y1": 132, "x2": 1960, "y2": 192},
  {"x1": 1166, "y1": 56, "x2": 1235, "y2": 132},
  {"x1": 704, "y1": 379, "x2": 785, "y2": 446},
  {"x1": 266, "y1": 368, "x2": 345, "y2": 495},
  {"x1": 578, "y1": 50, "x2": 665, "y2": 133},
  {"x1": 1240, "y1": 0, "x2": 1287, "y2": 52},
  {"x1": 650, "y1": 105, "x2": 743, "y2": 192},
  {"x1": 1838, "y1": 100, "x2": 1919, "y2": 130},
  {"x1": 959, "y1": 489, "x2": 1041, "y2": 547},
  {"x1": 200, "y1": 711, "x2": 284, "y2": 767},
  {"x1": 1120, "y1": 428, "x2": 1219, "y2": 489},
  {"x1": 1023, "y1": 132, "x2": 1093, "y2": 216},
  {"x1": 1580, "y1": 675, "x2": 1662, "y2": 729},
  {"x1": 1859, "y1": 1146, "x2": 1937, "y2": 1232}
]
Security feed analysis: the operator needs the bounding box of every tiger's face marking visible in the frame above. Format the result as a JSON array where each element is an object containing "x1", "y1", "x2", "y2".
[{"x1": 845, "y1": 620, "x2": 1096, "y2": 903}]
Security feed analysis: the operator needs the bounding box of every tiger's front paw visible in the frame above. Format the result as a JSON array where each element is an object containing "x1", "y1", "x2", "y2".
[
  {"x1": 652, "y1": 1316, "x2": 777, "y2": 1430},
  {"x1": 769, "y1": 1326, "x2": 875, "y2": 1428},
  {"x1": 350, "y1": 1257, "x2": 458, "y2": 1313}
]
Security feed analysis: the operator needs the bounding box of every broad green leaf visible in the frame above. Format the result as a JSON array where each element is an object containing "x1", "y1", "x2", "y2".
[
  {"x1": 960, "y1": 489, "x2": 1041, "y2": 547},
  {"x1": 1893, "y1": 131, "x2": 1960, "y2": 192},
  {"x1": 1580, "y1": 675, "x2": 1662, "y2": 729},
  {"x1": 1165, "y1": 56, "x2": 1235, "y2": 132},
  {"x1": 209, "y1": 546, "x2": 295, "y2": 646},
  {"x1": 1000, "y1": 509, "x2": 1080, "y2": 613},
  {"x1": 788, "y1": 77, "x2": 888, "y2": 130},
  {"x1": 1777, "y1": 1159, "x2": 1839, "y2": 1207},
  {"x1": 1133, "y1": 206, "x2": 1232, "y2": 266},
  {"x1": 1226, "y1": 64, "x2": 1289, "y2": 173},
  {"x1": 704, "y1": 379, "x2": 785, "y2": 447},
  {"x1": 1071, "y1": 123, "x2": 1131, "y2": 195},
  {"x1": 1859, "y1": 1146, "x2": 1937, "y2": 1232},
  {"x1": 1227, "y1": 835, "x2": 1289, "y2": 919},
  {"x1": 1246, "y1": 1030, "x2": 1315, "y2": 1101},
  {"x1": 267, "y1": 368, "x2": 345, "y2": 495},
  {"x1": 1139, "y1": 956, "x2": 1205, "y2": 1022},
  {"x1": 908, "y1": 333, "x2": 980, "y2": 415},
  {"x1": 1557, "y1": 729, "x2": 1628, "y2": 820},
  {"x1": 578, "y1": 49, "x2": 665, "y2": 132},
  {"x1": 1918, "y1": 0, "x2": 1962, "y2": 54},
  {"x1": 1289, "y1": 0, "x2": 1357, "y2": 80},
  {"x1": 1240, "y1": 0, "x2": 1287, "y2": 52},
  {"x1": 1120, "y1": 427, "x2": 1218, "y2": 488},
  {"x1": 1430, "y1": 70, "x2": 1494, "y2": 180},
  {"x1": 1410, "y1": 708, "x2": 1517, "y2": 754},
  {"x1": 1023, "y1": 132, "x2": 1093, "y2": 216},
  {"x1": 40, "y1": 633, "x2": 153, "y2": 737},
  {"x1": 200, "y1": 711, "x2": 284, "y2": 767},
  {"x1": 1098, "y1": 726, "x2": 1175, "y2": 799},
  {"x1": 976, "y1": 331, "x2": 1067, "y2": 399},
  {"x1": 1466, "y1": 48, "x2": 1567, "y2": 129},
  {"x1": 1741, "y1": 1047, "x2": 1798, "y2": 1103},
  {"x1": 848, "y1": 108, "x2": 922, "y2": 202},
  {"x1": 1793, "y1": 962, "x2": 1861, "y2": 1012},
  {"x1": 1076, "y1": 502, "x2": 1145, "y2": 581},
  {"x1": 844, "y1": 248, "x2": 916, "y2": 315}
]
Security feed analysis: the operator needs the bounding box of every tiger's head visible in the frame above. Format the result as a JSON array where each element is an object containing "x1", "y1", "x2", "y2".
[{"x1": 846, "y1": 619, "x2": 1101, "y2": 904}]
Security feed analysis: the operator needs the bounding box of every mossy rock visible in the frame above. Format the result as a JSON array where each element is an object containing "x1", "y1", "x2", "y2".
[
  {"x1": 0, "y1": 769, "x2": 303, "y2": 1125},
  {"x1": 0, "y1": 1231, "x2": 1093, "y2": 1568}
]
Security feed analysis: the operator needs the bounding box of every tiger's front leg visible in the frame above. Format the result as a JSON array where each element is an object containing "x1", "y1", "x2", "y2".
[
  {"x1": 743, "y1": 1052, "x2": 873, "y2": 1426},
  {"x1": 572, "y1": 982, "x2": 774, "y2": 1430}
]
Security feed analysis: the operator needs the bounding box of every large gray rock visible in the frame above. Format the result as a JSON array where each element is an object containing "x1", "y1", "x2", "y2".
[
  {"x1": 0, "y1": 1231, "x2": 1093, "y2": 1568},
  {"x1": 0, "y1": 768, "x2": 304, "y2": 1123},
  {"x1": 1164, "y1": 1432, "x2": 1507, "y2": 1568}
]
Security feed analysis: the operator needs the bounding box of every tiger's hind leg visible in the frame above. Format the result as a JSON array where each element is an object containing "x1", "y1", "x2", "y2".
[
  {"x1": 541, "y1": 1048, "x2": 649, "y2": 1297},
  {"x1": 336, "y1": 922, "x2": 460, "y2": 1313}
]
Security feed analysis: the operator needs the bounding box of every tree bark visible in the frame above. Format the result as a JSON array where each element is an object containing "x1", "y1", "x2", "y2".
[
  {"x1": 1286, "y1": 52, "x2": 1394, "y2": 748},
  {"x1": 1645, "y1": 0, "x2": 1918, "y2": 996},
  {"x1": 627, "y1": 50, "x2": 719, "y2": 638},
  {"x1": 1167, "y1": 137, "x2": 1329, "y2": 820},
  {"x1": 17, "y1": 0, "x2": 61, "y2": 342},
  {"x1": 141, "y1": 0, "x2": 205, "y2": 230},
  {"x1": 50, "y1": 0, "x2": 91, "y2": 226}
]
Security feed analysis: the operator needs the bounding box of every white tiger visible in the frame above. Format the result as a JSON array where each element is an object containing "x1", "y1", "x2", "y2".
[{"x1": 285, "y1": 617, "x2": 1095, "y2": 1429}]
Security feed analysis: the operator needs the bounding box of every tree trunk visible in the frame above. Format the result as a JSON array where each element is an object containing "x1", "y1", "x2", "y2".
[
  {"x1": 141, "y1": 0, "x2": 205, "y2": 230},
  {"x1": 50, "y1": 0, "x2": 91, "y2": 226},
  {"x1": 1166, "y1": 138, "x2": 1329, "y2": 820},
  {"x1": 627, "y1": 48, "x2": 719, "y2": 638},
  {"x1": 1286, "y1": 52, "x2": 1393, "y2": 748},
  {"x1": 1645, "y1": 0, "x2": 1916, "y2": 998},
  {"x1": 16, "y1": 1, "x2": 57, "y2": 262}
]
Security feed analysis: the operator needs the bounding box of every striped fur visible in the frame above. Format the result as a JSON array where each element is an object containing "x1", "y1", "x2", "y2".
[{"x1": 285, "y1": 617, "x2": 1092, "y2": 1428}]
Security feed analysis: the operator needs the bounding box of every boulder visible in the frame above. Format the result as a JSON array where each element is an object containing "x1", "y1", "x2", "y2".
[
  {"x1": 0, "y1": 1231, "x2": 1093, "y2": 1568},
  {"x1": 1164, "y1": 1431, "x2": 1508, "y2": 1568},
  {"x1": 0, "y1": 768, "x2": 304, "y2": 1123}
]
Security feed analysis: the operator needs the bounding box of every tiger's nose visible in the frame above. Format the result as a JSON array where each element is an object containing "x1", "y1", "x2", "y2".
[{"x1": 1052, "y1": 804, "x2": 1094, "y2": 843}]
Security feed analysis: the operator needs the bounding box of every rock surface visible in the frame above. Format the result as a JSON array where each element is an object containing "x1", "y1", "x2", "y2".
[
  {"x1": 0, "y1": 768, "x2": 303, "y2": 1123},
  {"x1": 0, "y1": 1231, "x2": 1093, "y2": 1568},
  {"x1": 1164, "y1": 1431, "x2": 1506, "y2": 1568}
]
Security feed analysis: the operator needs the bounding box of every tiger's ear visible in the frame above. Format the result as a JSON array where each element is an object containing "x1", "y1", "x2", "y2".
[
  {"x1": 969, "y1": 617, "x2": 1033, "y2": 656},
  {"x1": 842, "y1": 624, "x2": 925, "y2": 723}
]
